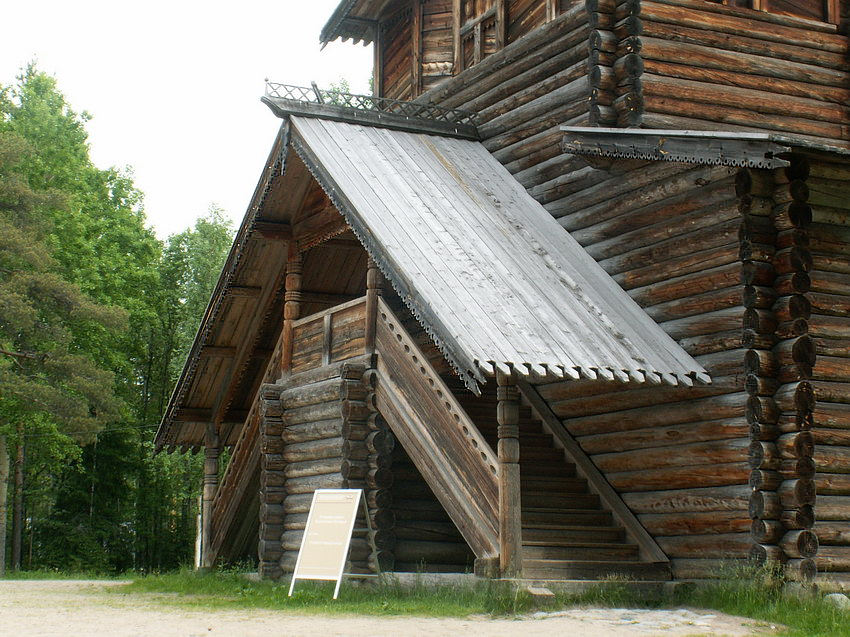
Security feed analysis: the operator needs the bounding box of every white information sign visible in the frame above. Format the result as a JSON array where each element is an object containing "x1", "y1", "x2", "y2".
[{"x1": 289, "y1": 489, "x2": 372, "y2": 599}]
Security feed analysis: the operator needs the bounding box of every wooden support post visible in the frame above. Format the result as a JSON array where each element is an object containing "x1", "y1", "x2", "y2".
[
  {"x1": 495, "y1": 0, "x2": 506, "y2": 50},
  {"x1": 497, "y1": 370, "x2": 522, "y2": 577},
  {"x1": 546, "y1": 0, "x2": 558, "y2": 22},
  {"x1": 373, "y1": 22, "x2": 383, "y2": 97},
  {"x1": 411, "y1": 0, "x2": 422, "y2": 97},
  {"x1": 452, "y1": 0, "x2": 463, "y2": 75},
  {"x1": 280, "y1": 253, "x2": 303, "y2": 376},
  {"x1": 365, "y1": 258, "x2": 383, "y2": 357},
  {"x1": 200, "y1": 423, "x2": 220, "y2": 570}
]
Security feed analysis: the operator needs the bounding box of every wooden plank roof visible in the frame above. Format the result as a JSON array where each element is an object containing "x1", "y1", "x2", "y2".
[{"x1": 289, "y1": 115, "x2": 710, "y2": 391}]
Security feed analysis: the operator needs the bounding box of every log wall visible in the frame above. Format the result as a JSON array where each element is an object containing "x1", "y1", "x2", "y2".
[
  {"x1": 787, "y1": 154, "x2": 850, "y2": 589},
  {"x1": 259, "y1": 360, "x2": 380, "y2": 578},
  {"x1": 613, "y1": 0, "x2": 850, "y2": 147},
  {"x1": 533, "y1": 161, "x2": 754, "y2": 580}
]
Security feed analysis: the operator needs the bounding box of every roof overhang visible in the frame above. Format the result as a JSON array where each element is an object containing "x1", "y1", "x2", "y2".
[
  {"x1": 320, "y1": 0, "x2": 392, "y2": 46},
  {"x1": 561, "y1": 127, "x2": 850, "y2": 169}
]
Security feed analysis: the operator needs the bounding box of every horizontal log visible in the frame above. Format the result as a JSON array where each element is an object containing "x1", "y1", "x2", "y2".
[
  {"x1": 619, "y1": 0, "x2": 845, "y2": 49},
  {"x1": 607, "y1": 461, "x2": 749, "y2": 492},
  {"x1": 780, "y1": 530, "x2": 819, "y2": 558},
  {"x1": 563, "y1": 392, "x2": 746, "y2": 436},
  {"x1": 782, "y1": 505, "x2": 815, "y2": 530},
  {"x1": 285, "y1": 472, "x2": 342, "y2": 495},
  {"x1": 392, "y1": 540, "x2": 473, "y2": 564},
  {"x1": 593, "y1": 438, "x2": 748, "y2": 473},
  {"x1": 785, "y1": 558, "x2": 817, "y2": 582},
  {"x1": 657, "y1": 533, "x2": 751, "y2": 559},
  {"x1": 815, "y1": 547, "x2": 850, "y2": 572},
  {"x1": 816, "y1": 494, "x2": 850, "y2": 520},
  {"x1": 578, "y1": 417, "x2": 748, "y2": 455},
  {"x1": 639, "y1": 510, "x2": 749, "y2": 536},
  {"x1": 670, "y1": 557, "x2": 746, "y2": 579},
  {"x1": 814, "y1": 445, "x2": 850, "y2": 474},
  {"x1": 281, "y1": 437, "x2": 343, "y2": 462},
  {"x1": 282, "y1": 419, "x2": 341, "y2": 443},
  {"x1": 815, "y1": 472, "x2": 850, "y2": 495},
  {"x1": 622, "y1": 485, "x2": 751, "y2": 514},
  {"x1": 814, "y1": 521, "x2": 850, "y2": 545}
]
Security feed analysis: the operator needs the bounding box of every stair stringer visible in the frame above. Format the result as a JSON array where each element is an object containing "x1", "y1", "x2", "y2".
[
  {"x1": 374, "y1": 300, "x2": 500, "y2": 561},
  {"x1": 518, "y1": 379, "x2": 670, "y2": 566}
]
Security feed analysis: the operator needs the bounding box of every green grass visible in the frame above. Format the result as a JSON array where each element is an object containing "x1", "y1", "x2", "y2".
[
  {"x1": 2, "y1": 569, "x2": 126, "y2": 580},
  {"x1": 118, "y1": 569, "x2": 534, "y2": 617},
  {"x1": 113, "y1": 565, "x2": 850, "y2": 635}
]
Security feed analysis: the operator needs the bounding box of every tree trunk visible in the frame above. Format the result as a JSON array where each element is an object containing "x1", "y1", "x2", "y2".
[
  {"x1": 12, "y1": 424, "x2": 23, "y2": 571},
  {"x1": 0, "y1": 435, "x2": 9, "y2": 577}
]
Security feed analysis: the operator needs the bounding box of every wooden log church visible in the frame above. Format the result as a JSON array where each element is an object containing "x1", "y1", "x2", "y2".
[{"x1": 157, "y1": 0, "x2": 850, "y2": 587}]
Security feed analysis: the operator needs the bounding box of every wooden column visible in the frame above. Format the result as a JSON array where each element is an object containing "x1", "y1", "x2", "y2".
[
  {"x1": 452, "y1": 0, "x2": 463, "y2": 75},
  {"x1": 495, "y1": 0, "x2": 506, "y2": 50},
  {"x1": 200, "y1": 423, "x2": 220, "y2": 569},
  {"x1": 411, "y1": 0, "x2": 422, "y2": 97},
  {"x1": 497, "y1": 370, "x2": 522, "y2": 577},
  {"x1": 364, "y1": 258, "x2": 383, "y2": 357},
  {"x1": 373, "y1": 22, "x2": 383, "y2": 97},
  {"x1": 280, "y1": 253, "x2": 303, "y2": 377}
]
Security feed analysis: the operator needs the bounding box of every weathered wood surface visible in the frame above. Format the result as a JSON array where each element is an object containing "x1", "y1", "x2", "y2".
[{"x1": 374, "y1": 299, "x2": 500, "y2": 559}]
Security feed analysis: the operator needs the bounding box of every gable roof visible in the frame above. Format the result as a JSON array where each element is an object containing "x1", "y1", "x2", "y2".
[
  {"x1": 157, "y1": 107, "x2": 712, "y2": 450},
  {"x1": 288, "y1": 115, "x2": 709, "y2": 390}
]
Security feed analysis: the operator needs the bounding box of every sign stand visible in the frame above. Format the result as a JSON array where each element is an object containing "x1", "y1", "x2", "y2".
[{"x1": 288, "y1": 489, "x2": 379, "y2": 599}]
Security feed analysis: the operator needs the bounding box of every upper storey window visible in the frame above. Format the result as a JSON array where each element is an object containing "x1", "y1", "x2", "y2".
[
  {"x1": 454, "y1": 0, "x2": 502, "y2": 73},
  {"x1": 704, "y1": 0, "x2": 840, "y2": 24}
]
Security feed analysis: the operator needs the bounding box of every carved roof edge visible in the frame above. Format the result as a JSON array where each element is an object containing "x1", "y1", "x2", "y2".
[{"x1": 561, "y1": 127, "x2": 850, "y2": 170}]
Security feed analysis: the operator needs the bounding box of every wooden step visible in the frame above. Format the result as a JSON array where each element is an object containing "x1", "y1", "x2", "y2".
[
  {"x1": 523, "y1": 542, "x2": 639, "y2": 561},
  {"x1": 522, "y1": 525, "x2": 624, "y2": 543},
  {"x1": 519, "y1": 461, "x2": 576, "y2": 478},
  {"x1": 518, "y1": 432, "x2": 554, "y2": 445},
  {"x1": 523, "y1": 492, "x2": 600, "y2": 509},
  {"x1": 522, "y1": 559, "x2": 672, "y2": 581},
  {"x1": 522, "y1": 478, "x2": 587, "y2": 494},
  {"x1": 522, "y1": 509, "x2": 613, "y2": 526},
  {"x1": 520, "y1": 448, "x2": 565, "y2": 462}
]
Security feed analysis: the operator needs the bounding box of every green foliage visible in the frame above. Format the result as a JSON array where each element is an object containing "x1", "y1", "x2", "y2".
[{"x1": 0, "y1": 64, "x2": 233, "y2": 575}]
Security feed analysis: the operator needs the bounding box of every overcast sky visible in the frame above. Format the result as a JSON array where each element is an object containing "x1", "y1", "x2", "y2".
[{"x1": 1, "y1": 1, "x2": 373, "y2": 238}]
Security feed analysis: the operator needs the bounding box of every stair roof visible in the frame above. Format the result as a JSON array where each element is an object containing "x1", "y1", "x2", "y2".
[{"x1": 155, "y1": 103, "x2": 709, "y2": 451}]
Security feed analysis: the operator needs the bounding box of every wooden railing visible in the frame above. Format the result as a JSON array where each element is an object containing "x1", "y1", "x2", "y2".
[
  {"x1": 374, "y1": 298, "x2": 500, "y2": 559},
  {"x1": 290, "y1": 297, "x2": 368, "y2": 374}
]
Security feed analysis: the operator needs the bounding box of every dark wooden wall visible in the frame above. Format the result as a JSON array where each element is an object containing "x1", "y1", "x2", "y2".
[
  {"x1": 405, "y1": 0, "x2": 850, "y2": 581},
  {"x1": 615, "y1": 0, "x2": 850, "y2": 148}
]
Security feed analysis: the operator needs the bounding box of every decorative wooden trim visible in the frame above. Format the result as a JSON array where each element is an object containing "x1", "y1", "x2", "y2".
[
  {"x1": 517, "y1": 379, "x2": 670, "y2": 564},
  {"x1": 496, "y1": 370, "x2": 522, "y2": 577},
  {"x1": 280, "y1": 254, "x2": 303, "y2": 375},
  {"x1": 365, "y1": 259, "x2": 383, "y2": 356},
  {"x1": 200, "y1": 424, "x2": 220, "y2": 569}
]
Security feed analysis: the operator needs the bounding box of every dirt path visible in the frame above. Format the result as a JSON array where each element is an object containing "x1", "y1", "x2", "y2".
[{"x1": 1, "y1": 580, "x2": 774, "y2": 636}]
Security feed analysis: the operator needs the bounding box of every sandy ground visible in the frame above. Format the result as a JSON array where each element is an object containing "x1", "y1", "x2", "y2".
[{"x1": 0, "y1": 580, "x2": 776, "y2": 637}]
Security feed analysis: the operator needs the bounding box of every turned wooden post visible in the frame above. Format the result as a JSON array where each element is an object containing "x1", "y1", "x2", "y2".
[
  {"x1": 364, "y1": 258, "x2": 384, "y2": 357},
  {"x1": 497, "y1": 370, "x2": 522, "y2": 577},
  {"x1": 200, "y1": 423, "x2": 220, "y2": 569},
  {"x1": 280, "y1": 253, "x2": 303, "y2": 376}
]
